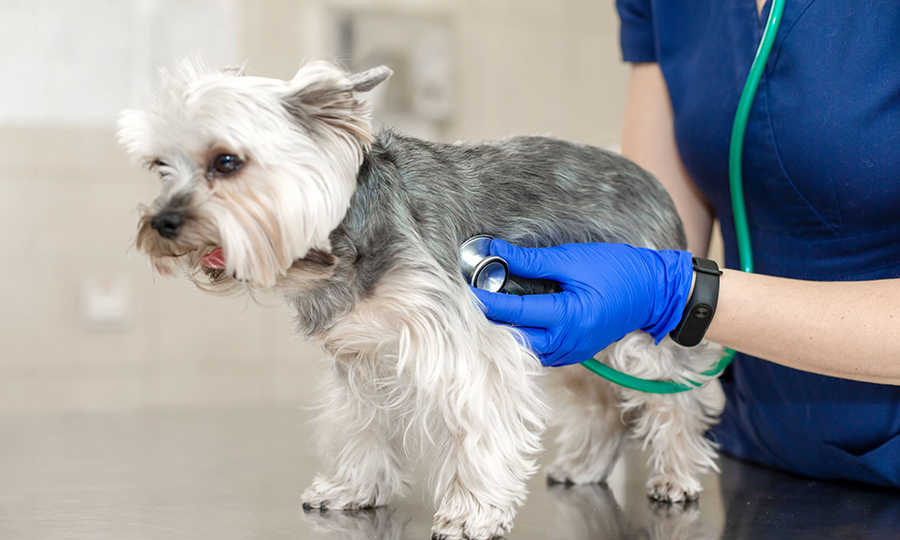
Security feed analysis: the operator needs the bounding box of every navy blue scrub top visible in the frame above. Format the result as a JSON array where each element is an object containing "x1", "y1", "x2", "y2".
[{"x1": 617, "y1": 0, "x2": 900, "y2": 488}]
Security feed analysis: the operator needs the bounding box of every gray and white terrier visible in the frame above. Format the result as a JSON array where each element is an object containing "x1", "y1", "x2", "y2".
[{"x1": 119, "y1": 60, "x2": 725, "y2": 540}]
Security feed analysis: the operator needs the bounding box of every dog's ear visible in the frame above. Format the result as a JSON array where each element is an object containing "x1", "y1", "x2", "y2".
[
  {"x1": 283, "y1": 62, "x2": 388, "y2": 147},
  {"x1": 349, "y1": 66, "x2": 392, "y2": 93},
  {"x1": 117, "y1": 109, "x2": 152, "y2": 164}
]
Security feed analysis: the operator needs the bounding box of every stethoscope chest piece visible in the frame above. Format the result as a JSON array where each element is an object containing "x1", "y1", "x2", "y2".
[{"x1": 459, "y1": 235, "x2": 509, "y2": 293}]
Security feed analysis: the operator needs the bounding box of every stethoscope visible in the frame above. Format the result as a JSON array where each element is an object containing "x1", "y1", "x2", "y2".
[
  {"x1": 459, "y1": 0, "x2": 784, "y2": 392},
  {"x1": 459, "y1": 235, "x2": 509, "y2": 293}
]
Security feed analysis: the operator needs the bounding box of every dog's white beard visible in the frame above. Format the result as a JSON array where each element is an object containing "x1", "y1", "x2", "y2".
[{"x1": 210, "y1": 136, "x2": 360, "y2": 287}]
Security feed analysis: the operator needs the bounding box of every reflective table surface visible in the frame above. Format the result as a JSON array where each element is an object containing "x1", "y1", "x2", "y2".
[{"x1": 1, "y1": 406, "x2": 897, "y2": 539}]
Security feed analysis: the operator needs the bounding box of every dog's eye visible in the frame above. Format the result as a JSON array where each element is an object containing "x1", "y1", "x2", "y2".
[
  {"x1": 148, "y1": 159, "x2": 174, "y2": 180},
  {"x1": 209, "y1": 154, "x2": 244, "y2": 176},
  {"x1": 147, "y1": 159, "x2": 168, "y2": 171}
]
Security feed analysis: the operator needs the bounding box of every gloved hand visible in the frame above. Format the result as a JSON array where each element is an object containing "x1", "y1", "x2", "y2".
[{"x1": 470, "y1": 239, "x2": 694, "y2": 367}]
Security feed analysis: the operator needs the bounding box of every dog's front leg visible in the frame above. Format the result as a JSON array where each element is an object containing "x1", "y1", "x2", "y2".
[
  {"x1": 302, "y1": 365, "x2": 411, "y2": 511},
  {"x1": 429, "y1": 326, "x2": 547, "y2": 540}
]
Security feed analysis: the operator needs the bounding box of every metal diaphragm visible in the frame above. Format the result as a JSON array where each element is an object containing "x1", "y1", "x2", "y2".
[{"x1": 459, "y1": 235, "x2": 509, "y2": 293}]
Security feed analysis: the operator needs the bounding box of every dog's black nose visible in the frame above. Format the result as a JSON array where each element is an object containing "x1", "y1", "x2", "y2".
[{"x1": 150, "y1": 211, "x2": 185, "y2": 239}]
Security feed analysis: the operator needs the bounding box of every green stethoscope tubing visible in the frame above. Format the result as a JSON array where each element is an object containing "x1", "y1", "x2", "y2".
[{"x1": 581, "y1": 0, "x2": 785, "y2": 394}]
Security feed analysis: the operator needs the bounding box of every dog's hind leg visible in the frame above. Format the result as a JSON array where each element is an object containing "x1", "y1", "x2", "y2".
[
  {"x1": 302, "y1": 366, "x2": 411, "y2": 511},
  {"x1": 546, "y1": 366, "x2": 627, "y2": 485},
  {"x1": 633, "y1": 385, "x2": 721, "y2": 503},
  {"x1": 628, "y1": 392, "x2": 712, "y2": 502},
  {"x1": 608, "y1": 336, "x2": 723, "y2": 503}
]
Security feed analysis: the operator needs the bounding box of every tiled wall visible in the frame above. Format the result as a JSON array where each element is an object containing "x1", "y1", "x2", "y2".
[{"x1": 0, "y1": 0, "x2": 629, "y2": 413}]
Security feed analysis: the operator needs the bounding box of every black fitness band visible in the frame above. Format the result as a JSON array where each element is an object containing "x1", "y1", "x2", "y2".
[{"x1": 669, "y1": 257, "x2": 722, "y2": 347}]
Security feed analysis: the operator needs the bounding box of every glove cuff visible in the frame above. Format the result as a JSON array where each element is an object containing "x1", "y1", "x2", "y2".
[{"x1": 640, "y1": 249, "x2": 694, "y2": 344}]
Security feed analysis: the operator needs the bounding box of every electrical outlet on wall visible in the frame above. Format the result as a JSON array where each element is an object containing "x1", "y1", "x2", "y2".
[{"x1": 80, "y1": 275, "x2": 133, "y2": 332}]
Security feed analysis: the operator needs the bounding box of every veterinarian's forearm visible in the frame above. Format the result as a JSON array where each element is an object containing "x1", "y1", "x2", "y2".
[
  {"x1": 621, "y1": 63, "x2": 715, "y2": 256},
  {"x1": 706, "y1": 270, "x2": 900, "y2": 385}
]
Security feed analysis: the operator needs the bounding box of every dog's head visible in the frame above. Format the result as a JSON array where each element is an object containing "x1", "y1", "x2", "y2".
[{"x1": 118, "y1": 59, "x2": 391, "y2": 289}]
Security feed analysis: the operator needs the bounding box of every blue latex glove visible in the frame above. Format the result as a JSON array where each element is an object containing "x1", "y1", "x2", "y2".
[{"x1": 470, "y1": 239, "x2": 694, "y2": 367}]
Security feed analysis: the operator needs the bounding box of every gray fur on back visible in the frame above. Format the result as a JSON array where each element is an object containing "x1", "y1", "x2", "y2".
[{"x1": 291, "y1": 128, "x2": 686, "y2": 335}]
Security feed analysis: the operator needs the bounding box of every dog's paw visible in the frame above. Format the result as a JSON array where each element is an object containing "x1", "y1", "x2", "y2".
[
  {"x1": 432, "y1": 493, "x2": 513, "y2": 540},
  {"x1": 301, "y1": 475, "x2": 382, "y2": 511},
  {"x1": 648, "y1": 497, "x2": 699, "y2": 518},
  {"x1": 547, "y1": 462, "x2": 609, "y2": 486},
  {"x1": 431, "y1": 516, "x2": 508, "y2": 540},
  {"x1": 546, "y1": 469, "x2": 577, "y2": 486},
  {"x1": 546, "y1": 463, "x2": 607, "y2": 486},
  {"x1": 545, "y1": 444, "x2": 620, "y2": 486},
  {"x1": 646, "y1": 474, "x2": 700, "y2": 503},
  {"x1": 546, "y1": 459, "x2": 581, "y2": 485},
  {"x1": 431, "y1": 532, "x2": 455, "y2": 539}
]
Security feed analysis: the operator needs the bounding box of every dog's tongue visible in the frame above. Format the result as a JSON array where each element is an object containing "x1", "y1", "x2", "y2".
[{"x1": 201, "y1": 248, "x2": 226, "y2": 269}]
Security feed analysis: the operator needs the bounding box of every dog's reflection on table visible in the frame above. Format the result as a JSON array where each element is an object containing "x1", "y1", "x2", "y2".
[
  {"x1": 548, "y1": 483, "x2": 716, "y2": 540},
  {"x1": 302, "y1": 505, "x2": 408, "y2": 539},
  {"x1": 301, "y1": 456, "x2": 900, "y2": 539},
  {"x1": 301, "y1": 483, "x2": 715, "y2": 540}
]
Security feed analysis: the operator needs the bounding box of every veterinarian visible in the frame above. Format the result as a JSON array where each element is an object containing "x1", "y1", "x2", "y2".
[{"x1": 474, "y1": 0, "x2": 900, "y2": 489}]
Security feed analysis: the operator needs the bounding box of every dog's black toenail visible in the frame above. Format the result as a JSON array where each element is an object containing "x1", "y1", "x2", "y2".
[{"x1": 302, "y1": 502, "x2": 314, "y2": 512}]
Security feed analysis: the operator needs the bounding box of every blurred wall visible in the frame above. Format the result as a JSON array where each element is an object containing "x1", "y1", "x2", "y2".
[{"x1": 0, "y1": 0, "x2": 629, "y2": 413}]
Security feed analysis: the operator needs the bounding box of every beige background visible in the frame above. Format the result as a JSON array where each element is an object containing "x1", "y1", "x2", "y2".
[{"x1": 0, "y1": 0, "x2": 635, "y2": 413}]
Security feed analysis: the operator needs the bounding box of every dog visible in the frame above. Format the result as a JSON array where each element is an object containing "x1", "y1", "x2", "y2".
[{"x1": 118, "y1": 59, "x2": 726, "y2": 540}]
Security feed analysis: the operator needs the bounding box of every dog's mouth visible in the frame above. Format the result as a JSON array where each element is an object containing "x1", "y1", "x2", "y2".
[
  {"x1": 200, "y1": 247, "x2": 227, "y2": 269},
  {"x1": 197, "y1": 246, "x2": 336, "y2": 271}
]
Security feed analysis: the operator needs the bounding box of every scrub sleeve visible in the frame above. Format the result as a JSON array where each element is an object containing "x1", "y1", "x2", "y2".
[{"x1": 617, "y1": 0, "x2": 900, "y2": 488}]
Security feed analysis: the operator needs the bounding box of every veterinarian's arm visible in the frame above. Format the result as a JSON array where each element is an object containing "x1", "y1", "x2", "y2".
[
  {"x1": 621, "y1": 63, "x2": 715, "y2": 257},
  {"x1": 709, "y1": 270, "x2": 900, "y2": 385}
]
